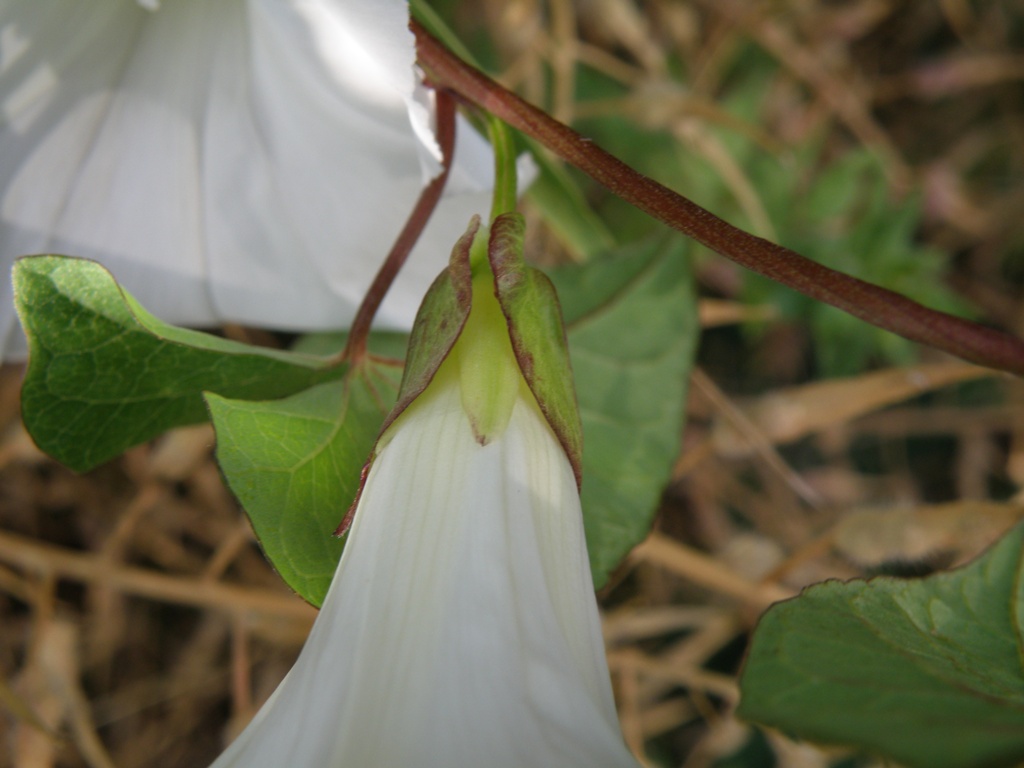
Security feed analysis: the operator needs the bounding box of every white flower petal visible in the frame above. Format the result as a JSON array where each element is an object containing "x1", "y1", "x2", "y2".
[
  {"x1": 211, "y1": 372, "x2": 638, "y2": 767},
  {"x1": 0, "y1": 0, "x2": 495, "y2": 358}
]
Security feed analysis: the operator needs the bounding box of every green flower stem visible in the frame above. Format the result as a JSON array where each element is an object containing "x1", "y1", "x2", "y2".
[
  {"x1": 488, "y1": 116, "x2": 518, "y2": 222},
  {"x1": 412, "y1": 20, "x2": 1024, "y2": 378}
]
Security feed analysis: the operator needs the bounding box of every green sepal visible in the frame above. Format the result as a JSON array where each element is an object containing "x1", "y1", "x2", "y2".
[
  {"x1": 737, "y1": 523, "x2": 1024, "y2": 768},
  {"x1": 488, "y1": 213, "x2": 583, "y2": 486},
  {"x1": 379, "y1": 217, "x2": 477, "y2": 435},
  {"x1": 13, "y1": 255, "x2": 341, "y2": 472}
]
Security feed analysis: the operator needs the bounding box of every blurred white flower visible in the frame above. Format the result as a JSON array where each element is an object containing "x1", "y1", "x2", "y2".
[
  {"x1": 0, "y1": 0, "x2": 495, "y2": 357},
  {"x1": 210, "y1": 259, "x2": 640, "y2": 767}
]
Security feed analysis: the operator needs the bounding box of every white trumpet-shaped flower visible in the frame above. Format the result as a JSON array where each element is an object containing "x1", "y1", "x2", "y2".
[
  {"x1": 0, "y1": 0, "x2": 495, "y2": 357},
  {"x1": 210, "y1": 255, "x2": 640, "y2": 767}
]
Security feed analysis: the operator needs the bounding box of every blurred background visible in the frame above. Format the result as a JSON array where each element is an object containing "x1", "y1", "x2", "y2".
[{"x1": 2, "y1": 1, "x2": 1024, "y2": 765}]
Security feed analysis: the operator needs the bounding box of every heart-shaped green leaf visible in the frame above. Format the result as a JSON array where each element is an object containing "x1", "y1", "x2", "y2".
[{"x1": 738, "y1": 523, "x2": 1024, "y2": 768}]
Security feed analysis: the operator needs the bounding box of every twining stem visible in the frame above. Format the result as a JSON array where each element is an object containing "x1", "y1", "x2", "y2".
[
  {"x1": 412, "y1": 20, "x2": 1024, "y2": 377},
  {"x1": 341, "y1": 89, "x2": 457, "y2": 365}
]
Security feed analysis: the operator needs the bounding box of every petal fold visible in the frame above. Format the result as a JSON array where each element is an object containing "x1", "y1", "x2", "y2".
[{"x1": 0, "y1": 0, "x2": 494, "y2": 358}]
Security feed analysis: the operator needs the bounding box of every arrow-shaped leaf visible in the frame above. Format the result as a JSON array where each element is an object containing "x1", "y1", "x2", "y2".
[{"x1": 14, "y1": 256, "x2": 341, "y2": 471}]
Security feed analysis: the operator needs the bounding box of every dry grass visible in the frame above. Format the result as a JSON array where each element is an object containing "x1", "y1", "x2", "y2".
[{"x1": 3, "y1": 1, "x2": 1024, "y2": 766}]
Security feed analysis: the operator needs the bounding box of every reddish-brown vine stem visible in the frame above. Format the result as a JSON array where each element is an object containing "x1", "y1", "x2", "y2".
[
  {"x1": 413, "y1": 20, "x2": 1024, "y2": 377},
  {"x1": 341, "y1": 88, "x2": 457, "y2": 365}
]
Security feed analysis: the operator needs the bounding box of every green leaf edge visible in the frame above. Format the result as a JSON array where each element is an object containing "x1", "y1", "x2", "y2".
[
  {"x1": 737, "y1": 523, "x2": 1024, "y2": 768},
  {"x1": 13, "y1": 255, "x2": 341, "y2": 471}
]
